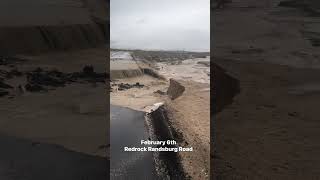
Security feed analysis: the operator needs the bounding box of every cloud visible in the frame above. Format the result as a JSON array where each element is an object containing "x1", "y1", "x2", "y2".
[{"x1": 110, "y1": 0, "x2": 210, "y2": 52}]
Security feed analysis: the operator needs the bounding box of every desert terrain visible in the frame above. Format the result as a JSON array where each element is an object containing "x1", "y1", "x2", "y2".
[
  {"x1": 212, "y1": 0, "x2": 320, "y2": 179},
  {"x1": 110, "y1": 50, "x2": 210, "y2": 179}
]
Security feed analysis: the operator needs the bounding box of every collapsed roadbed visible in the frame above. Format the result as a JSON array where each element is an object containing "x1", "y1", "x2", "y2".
[{"x1": 146, "y1": 105, "x2": 188, "y2": 179}]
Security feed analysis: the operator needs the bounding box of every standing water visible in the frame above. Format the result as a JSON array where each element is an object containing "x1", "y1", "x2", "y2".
[{"x1": 110, "y1": 105, "x2": 158, "y2": 179}]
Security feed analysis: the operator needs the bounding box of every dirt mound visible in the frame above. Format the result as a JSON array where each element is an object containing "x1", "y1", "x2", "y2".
[
  {"x1": 166, "y1": 79, "x2": 185, "y2": 100},
  {"x1": 212, "y1": 62, "x2": 240, "y2": 113}
]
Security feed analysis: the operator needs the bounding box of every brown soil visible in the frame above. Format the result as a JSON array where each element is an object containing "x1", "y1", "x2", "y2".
[
  {"x1": 212, "y1": 0, "x2": 320, "y2": 179},
  {"x1": 213, "y1": 58, "x2": 320, "y2": 180},
  {"x1": 166, "y1": 80, "x2": 210, "y2": 179}
]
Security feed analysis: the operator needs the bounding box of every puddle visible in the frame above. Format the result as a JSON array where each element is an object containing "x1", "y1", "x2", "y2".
[{"x1": 110, "y1": 105, "x2": 158, "y2": 179}]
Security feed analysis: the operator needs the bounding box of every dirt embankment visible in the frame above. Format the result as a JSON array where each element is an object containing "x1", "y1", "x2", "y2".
[
  {"x1": 147, "y1": 105, "x2": 187, "y2": 179},
  {"x1": 110, "y1": 69, "x2": 143, "y2": 79},
  {"x1": 0, "y1": 24, "x2": 107, "y2": 55},
  {"x1": 164, "y1": 79, "x2": 210, "y2": 179},
  {"x1": 212, "y1": 62, "x2": 240, "y2": 113},
  {"x1": 0, "y1": 0, "x2": 108, "y2": 55}
]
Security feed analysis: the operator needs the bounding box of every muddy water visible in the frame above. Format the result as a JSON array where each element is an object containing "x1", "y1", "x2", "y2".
[{"x1": 110, "y1": 105, "x2": 158, "y2": 179}]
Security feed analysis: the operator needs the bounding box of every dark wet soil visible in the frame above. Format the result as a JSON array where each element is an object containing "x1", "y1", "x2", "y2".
[{"x1": 0, "y1": 57, "x2": 107, "y2": 96}]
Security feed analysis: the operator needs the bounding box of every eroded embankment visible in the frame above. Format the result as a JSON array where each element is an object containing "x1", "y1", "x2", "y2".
[
  {"x1": 110, "y1": 69, "x2": 143, "y2": 79},
  {"x1": 146, "y1": 105, "x2": 188, "y2": 179},
  {"x1": 212, "y1": 62, "x2": 240, "y2": 113},
  {"x1": 110, "y1": 68, "x2": 165, "y2": 80},
  {"x1": 143, "y1": 79, "x2": 188, "y2": 178},
  {"x1": 0, "y1": 23, "x2": 107, "y2": 55}
]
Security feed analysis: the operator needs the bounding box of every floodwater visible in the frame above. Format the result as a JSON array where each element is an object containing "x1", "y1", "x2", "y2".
[
  {"x1": 156, "y1": 56, "x2": 210, "y2": 84},
  {"x1": 110, "y1": 105, "x2": 158, "y2": 179}
]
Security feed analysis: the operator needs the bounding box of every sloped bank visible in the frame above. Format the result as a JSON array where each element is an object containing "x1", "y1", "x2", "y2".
[
  {"x1": 146, "y1": 105, "x2": 188, "y2": 179},
  {"x1": 110, "y1": 67, "x2": 165, "y2": 80},
  {"x1": 0, "y1": 23, "x2": 107, "y2": 55},
  {"x1": 144, "y1": 79, "x2": 189, "y2": 179},
  {"x1": 212, "y1": 62, "x2": 240, "y2": 113}
]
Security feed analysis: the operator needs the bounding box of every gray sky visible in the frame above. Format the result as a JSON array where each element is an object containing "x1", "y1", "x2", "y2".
[{"x1": 111, "y1": 0, "x2": 210, "y2": 52}]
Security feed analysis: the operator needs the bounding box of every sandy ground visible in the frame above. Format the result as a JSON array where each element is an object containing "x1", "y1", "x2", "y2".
[
  {"x1": 110, "y1": 51, "x2": 210, "y2": 179},
  {"x1": 166, "y1": 80, "x2": 210, "y2": 179},
  {"x1": 110, "y1": 51, "x2": 166, "y2": 111},
  {"x1": 110, "y1": 75, "x2": 167, "y2": 112},
  {"x1": 213, "y1": 0, "x2": 320, "y2": 179},
  {"x1": 0, "y1": 48, "x2": 108, "y2": 179},
  {"x1": 155, "y1": 55, "x2": 211, "y2": 179}
]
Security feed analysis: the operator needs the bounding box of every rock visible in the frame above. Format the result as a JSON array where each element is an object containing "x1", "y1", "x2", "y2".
[
  {"x1": 117, "y1": 82, "x2": 144, "y2": 91},
  {"x1": 167, "y1": 79, "x2": 185, "y2": 100},
  {"x1": 24, "y1": 66, "x2": 106, "y2": 92},
  {"x1": 26, "y1": 69, "x2": 67, "y2": 87},
  {"x1": 135, "y1": 82, "x2": 144, "y2": 88}
]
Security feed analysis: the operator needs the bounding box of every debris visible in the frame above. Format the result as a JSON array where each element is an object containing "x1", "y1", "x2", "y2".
[
  {"x1": 24, "y1": 66, "x2": 106, "y2": 92},
  {"x1": 0, "y1": 80, "x2": 13, "y2": 89},
  {"x1": 117, "y1": 82, "x2": 145, "y2": 91}
]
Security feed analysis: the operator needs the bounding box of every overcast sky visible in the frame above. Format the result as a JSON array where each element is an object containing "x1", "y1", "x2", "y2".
[{"x1": 110, "y1": 0, "x2": 210, "y2": 52}]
